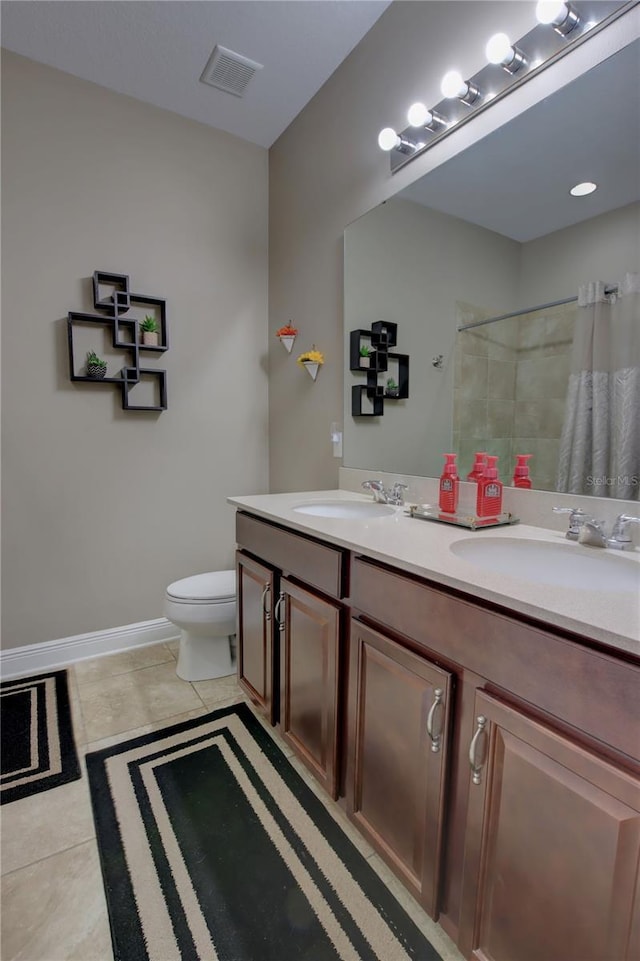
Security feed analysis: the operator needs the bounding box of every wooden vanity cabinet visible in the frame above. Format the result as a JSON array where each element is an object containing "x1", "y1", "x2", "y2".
[
  {"x1": 236, "y1": 551, "x2": 277, "y2": 723},
  {"x1": 235, "y1": 512, "x2": 348, "y2": 797},
  {"x1": 459, "y1": 691, "x2": 640, "y2": 961},
  {"x1": 346, "y1": 619, "x2": 453, "y2": 917},
  {"x1": 235, "y1": 511, "x2": 640, "y2": 961},
  {"x1": 349, "y1": 553, "x2": 640, "y2": 956},
  {"x1": 280, "y1": 578, "x2": 342, "y2": 797}
]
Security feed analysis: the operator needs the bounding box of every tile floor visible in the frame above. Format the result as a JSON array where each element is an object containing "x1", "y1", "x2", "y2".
[{"x1": 1, "y1": 642, "x2": 463, "y2": 961}]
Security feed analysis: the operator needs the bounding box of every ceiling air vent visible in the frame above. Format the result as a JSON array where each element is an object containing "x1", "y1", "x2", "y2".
[{"x1": 199, "y1": 45, "x2": 263, "y2": 98}]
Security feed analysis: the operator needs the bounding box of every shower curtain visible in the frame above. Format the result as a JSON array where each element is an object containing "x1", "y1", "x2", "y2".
[{"x1": 557, "y1": 272, "x2": 640, "y2": 500}]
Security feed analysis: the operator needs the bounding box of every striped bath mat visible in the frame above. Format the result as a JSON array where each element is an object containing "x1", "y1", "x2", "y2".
[
  {"x1": 1, "y1": 669, "x2": 81, "y2": 804},
  {"x1": 87, "y1": 702, "x2": 444, "y2": 961}
]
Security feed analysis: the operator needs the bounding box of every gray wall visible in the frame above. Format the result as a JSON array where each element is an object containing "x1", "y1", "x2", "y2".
[
  {"x1": 1, "y1": 52, "x2": 269, "y2": 650},
  {"x1": 519, "y1": 201, "x2": 640, "y2": 305},
  {"x1": 343, "y1": 199, "x2": 520, "y2": 476}
]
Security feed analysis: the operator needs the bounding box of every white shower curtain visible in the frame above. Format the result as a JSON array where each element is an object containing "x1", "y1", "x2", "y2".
[{"x1": 557, "y1": 272, "x2": 640, "y2": 500}]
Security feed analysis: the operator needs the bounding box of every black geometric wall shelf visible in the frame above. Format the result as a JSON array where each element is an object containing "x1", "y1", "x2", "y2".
[
  {"x1": 121, "y1": 368, "x2": 168, "y2": 412},
  {"x1": 350, "y1": 321, "x2": 408, "y2": 416},
  {"x1": 67, "y1": 270, "x2": 169, "y2": 411},
  {"x1": 349, "y1": 329, "x2": 387, "y2": 373}
]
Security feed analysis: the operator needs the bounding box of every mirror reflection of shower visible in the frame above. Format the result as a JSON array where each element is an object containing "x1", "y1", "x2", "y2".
[{"x1": 454, "y1": 300, "x2": 576, "y2": 493}]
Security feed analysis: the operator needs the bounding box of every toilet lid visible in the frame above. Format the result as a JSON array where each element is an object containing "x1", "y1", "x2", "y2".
[{"x1": 166, "y1": 570, "x2": 236, "y2": 603}]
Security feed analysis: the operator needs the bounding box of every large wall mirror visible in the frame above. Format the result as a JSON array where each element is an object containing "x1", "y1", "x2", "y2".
[{"x1": 344, "y1": 37, "x2": 639, "y2": 500}]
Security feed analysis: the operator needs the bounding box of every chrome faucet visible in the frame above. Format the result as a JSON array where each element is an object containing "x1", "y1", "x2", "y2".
[
  {"x1": 552, "y1": 507, "x2": 588, "y2": 541},
  {"x1": 362, "y1": 480, "x2": 408, "y2": 506},
  {"x1": 554, "y1": 507, "x2": 640, "y2": 551},
  {"x1": 606, "y1": 514, "x2": 640, "y2": 551}
]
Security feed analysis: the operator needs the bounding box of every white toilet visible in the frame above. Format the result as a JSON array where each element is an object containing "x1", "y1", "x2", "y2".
[{"x1": 164, "y1": 571, "x2": 237, "y2": 681}]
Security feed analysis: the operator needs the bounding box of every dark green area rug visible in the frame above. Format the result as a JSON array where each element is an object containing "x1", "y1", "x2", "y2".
[
  {"x1": 0, "y1": 669, "x2": 81, "y2": 805},
  {"x1": 87, "y1": 702, "x2": 444, "y2": 961}
]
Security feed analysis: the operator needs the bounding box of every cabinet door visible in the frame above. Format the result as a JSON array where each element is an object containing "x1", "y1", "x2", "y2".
[
  {"x1": 236, "y1": 551, "x2": 276, "y2": 724},
  {"x1": 346, "y1": 619, "x2": 453, "y2": 918},
  {"x1": 279, "y1": 578, "x2": 341, "y2": 798},
  {"x1": 460, "y1": 690, "x2": 640, "y2": 961}
]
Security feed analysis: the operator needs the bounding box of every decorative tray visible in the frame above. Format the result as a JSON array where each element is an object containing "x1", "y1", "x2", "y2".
[{"x1": 406, "y1": 505, "x2": 519, "y2": 530}]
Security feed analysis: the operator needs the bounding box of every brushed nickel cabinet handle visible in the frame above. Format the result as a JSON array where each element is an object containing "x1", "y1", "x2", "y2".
[
  {"x1": 261, "y1": 584, "x2": 271, "y2": 621},
  {"x1": 274, "y1": 592, "x2": 286, "y2": 632},
  {"x1": 426, "y1": 688, "x2": 444, "y2": 753},
  {"x1": 469, "y1": 715, "x2": 488, "y2": 785}
]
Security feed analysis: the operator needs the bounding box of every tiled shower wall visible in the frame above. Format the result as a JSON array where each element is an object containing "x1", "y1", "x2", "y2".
[{"x1": 454, "y1": 302, "x2": 575, "y2": 490}]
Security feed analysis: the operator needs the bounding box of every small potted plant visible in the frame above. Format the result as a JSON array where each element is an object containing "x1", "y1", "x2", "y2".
[
  {"x1": 276, "y1": 321, "x2": 298, "y2": 353},
  {"x1": 385, "y1": 376, "x2": 400, "y2": 397},
  {"x1": 359, "y1": 344, "x2": 373, "y2": 368},
  {"x1": 86, "y1": 350, "x2": 108, "y2": 379},
  {"x1": 296, "y1": 345, "x2": 324, "y2": 381},
  {"x1": 140, "y1": 315, "x2": 160, "y2": 347}
]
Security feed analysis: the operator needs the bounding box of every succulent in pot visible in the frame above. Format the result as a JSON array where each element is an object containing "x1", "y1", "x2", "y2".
[
  {"x1": 359, "y1": 344, "x2": 373, "y2": 367},
  {"x1": 386, "y1": 376, "x2": 399, "y2": 397},
  {"x1": 140, "y1": 315, "x2": 160, "y2": 346},
  {"x1": 86, "y1": 350, "x2": 108, "y2": 379}
]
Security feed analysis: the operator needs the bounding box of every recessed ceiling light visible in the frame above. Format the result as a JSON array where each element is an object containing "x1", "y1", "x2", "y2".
[{"x1": 570, "y1": 181, "x2": 597, "y2": 196}]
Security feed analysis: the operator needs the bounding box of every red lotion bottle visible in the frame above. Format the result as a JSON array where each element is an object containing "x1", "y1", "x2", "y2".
[
  {"x1": 476, "y1": 455, "x2": 503, "y2": 517},
  {"x1": 439, "y1": 453, "x2": 459, "y2": 514},
  {"x1": 467, "y1": 452, "x2": 487, "y2": 482},
  {"x1": 512, "y1": 454, "x2": 533, "y2": 489}
]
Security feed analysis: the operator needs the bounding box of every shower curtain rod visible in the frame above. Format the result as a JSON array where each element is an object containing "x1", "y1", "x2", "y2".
[{"x1": 456, "y1": 286, "x2": 618, "y2": 332}]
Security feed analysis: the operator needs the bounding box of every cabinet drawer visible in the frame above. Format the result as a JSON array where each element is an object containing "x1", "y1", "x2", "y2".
[
  {"x1": 351, "y1": 556, "x2": 640, "y2": 764},
  {"x1": 236, "y1": 512, "x2": 347, "y2": 599}
]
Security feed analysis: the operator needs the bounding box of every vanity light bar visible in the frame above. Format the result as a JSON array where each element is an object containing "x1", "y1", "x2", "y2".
[{"x1": 379, "y1": 0, "x2": 632, "y2": 173}]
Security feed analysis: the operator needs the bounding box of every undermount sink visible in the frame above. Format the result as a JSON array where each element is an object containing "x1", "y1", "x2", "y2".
[
  {"x1": 451, "y1": 536, "x2": 640, "y2": 594},
  {"x1": 293, "y1": 500, "x2": 396, "y2": 519}
]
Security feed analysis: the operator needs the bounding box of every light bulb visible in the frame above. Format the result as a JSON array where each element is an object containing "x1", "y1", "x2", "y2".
[
  {"x1": 570, "y1": 181, "x2": 597, "y2": 196},
  {"x1": 536, "y1": 0, "x2": 579, "y2": 34},
  {"x1": 378, "y1": 127, "x2": 400, "y2": 152},
  {"x1": 441, "y1": 70, "x2": 468, "y2": 99},
  {"x1": 486, "y1": 33, "x2": 514, "y2": 65},
  {"x1": 536, "y1": 1, "x2": 567, "y2": 24},
  {"x1": 407, "y1": 102, "x2": 429, "y2": 127}
]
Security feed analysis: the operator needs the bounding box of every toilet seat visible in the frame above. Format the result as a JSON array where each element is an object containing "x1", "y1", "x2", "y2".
[{"x1": 166, "y1": 571, "x2": 235, "y2": 604}]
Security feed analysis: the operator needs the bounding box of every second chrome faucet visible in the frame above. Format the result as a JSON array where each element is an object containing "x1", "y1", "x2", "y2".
[
  {"x1": 362, "y1": 480, "x2": 408, "y2": 506},
  {"x1": 553, "y1": 507, "x2": 640, "y2": 551}
]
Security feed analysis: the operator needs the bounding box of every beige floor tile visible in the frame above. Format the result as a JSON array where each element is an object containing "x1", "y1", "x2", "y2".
[
  {"x1": 66, "y1": 665, "x2": 88, "y2": 748},
  {"x1": 83, "y1": 704, "x2": 212, "y2": 753},
  {"x1": 1, "y1": 777, "x2": 95, "y2": 876},
  {"x1": 167, "y1": 638, "x2": 180, "y2": 658},
  {"x1": 191, "y1": 672, "x2": 243, "y2": 706},
  {"x1": 366, "y1": 853, "x2": 465, "y2": 961},
  {"x1": 1, "y1": 840, "x2": 113, "y2": 961},
  {"x1": 73, "y1": 642, "x2": 174, "y2": 685},
  {"x1": 77, "y1": 660, "x2": 203, "y2": 741}
]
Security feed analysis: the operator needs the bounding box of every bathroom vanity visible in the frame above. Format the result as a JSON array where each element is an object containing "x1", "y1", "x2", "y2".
[{"x1": 229, "y1": 490, "x2": 640, "y2": 961}]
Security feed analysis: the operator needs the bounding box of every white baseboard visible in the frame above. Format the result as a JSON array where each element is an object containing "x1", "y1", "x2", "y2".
[{"x1": 0, "y1": 618, "x2": 181, "y2": 680}]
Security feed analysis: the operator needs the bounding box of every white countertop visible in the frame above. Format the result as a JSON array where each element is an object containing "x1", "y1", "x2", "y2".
[{"x1": 228, "y1": 490, "x2": 640, "y2": 658}]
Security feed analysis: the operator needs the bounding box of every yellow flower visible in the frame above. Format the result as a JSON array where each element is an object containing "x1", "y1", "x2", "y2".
[{"x1": 296, "y1": 346, "x2": 324, "y2": 366}]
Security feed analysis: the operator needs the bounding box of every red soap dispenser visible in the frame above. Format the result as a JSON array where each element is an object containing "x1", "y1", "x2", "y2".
[
  {"x1": 512, "y1": 454, "x2": 533, "y2": 489},
  {"x1": 476, "y1": 455, "x2": 503, "y2": 517},
  {"x1": 467, "y1": 452, "x2": 487, "y2": 482},
  {"x1": 439, "y1": 453, "x2": 459, "y2": 514}
]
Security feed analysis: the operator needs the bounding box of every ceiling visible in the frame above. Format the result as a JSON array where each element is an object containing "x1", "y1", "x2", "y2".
[
  {"x1": 400, "y1": 38, "x2": 640, "y2": 242},
  {"x1": 0, "y1": 0, "x2": 391, "y2": 148}
]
